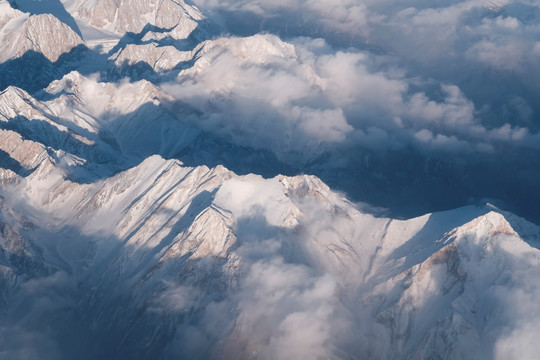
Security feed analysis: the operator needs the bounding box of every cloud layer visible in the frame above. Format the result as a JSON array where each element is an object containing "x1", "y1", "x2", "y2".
[
  {"x1": 154, "y1": 0, "x2": 540, "y2": 221},
  {"x1": 164, "y1": 33, "x2": 538, "y2": 160}
]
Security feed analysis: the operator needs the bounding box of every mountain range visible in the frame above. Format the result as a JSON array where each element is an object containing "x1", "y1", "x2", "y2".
[{"x1": 1, "y1": 0, "x2": 540, "y2": 359}]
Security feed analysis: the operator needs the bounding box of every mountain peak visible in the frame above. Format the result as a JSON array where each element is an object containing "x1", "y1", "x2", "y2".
[
  {"x1": 458, "y1": 211, "x2": 518, "y2": 239},
  {"x1": 0, "y1": 12, "x2": 82, "y2": 62},
  {"x1": 75, "y1": 0, "x2": 203, "y2": 37}
]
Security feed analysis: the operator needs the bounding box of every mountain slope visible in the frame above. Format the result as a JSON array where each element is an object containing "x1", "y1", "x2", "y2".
[
  {"x1": 0, "y1": 10, "x2": 82, "y2": 63},
  {"x1": 1, "y1": 120, "x2": 539, "y2": 358}
]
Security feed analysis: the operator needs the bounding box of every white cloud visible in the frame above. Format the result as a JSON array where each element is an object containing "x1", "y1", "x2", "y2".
[
  {"x1": 163, "y1": 32, "x2": 540, "y2": 164},
  {"x1": 193, "y1": 0, "x2": 373, "y2": 38},
  {"x1": 191, "y1": 0, "x2": 540, "y2": 132},
  {"x1": 228, "y1": 258, "x2": 343, "y2": 360}
]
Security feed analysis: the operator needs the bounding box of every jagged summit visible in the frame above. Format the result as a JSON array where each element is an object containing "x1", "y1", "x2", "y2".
[
  {"x1": 0, "y1": 12, "x2": 82, "y2": 62},
  {"x1": 110, "y1": 42, "x2": 193, "y2": 72},
  {"x1": 73, "y1": 0, "x2": 203, "y2": 37},
  {"x1": 457, "y1": 211, "x2": 518, "y2": 238}
]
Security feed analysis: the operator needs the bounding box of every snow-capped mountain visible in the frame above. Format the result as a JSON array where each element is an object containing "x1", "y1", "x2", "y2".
[
  {"x1": 0, "y1": 12, "x2": 82, "y2": 63},
  {"x1": 1, "y1": 117, "x2": 539, "y2": 359},
  {"x1": 72, "y1": 0, "x2": 203, "y2": 36},
  {"x1": 1, "y1": 0, "x2": 540, "y2": 359}
]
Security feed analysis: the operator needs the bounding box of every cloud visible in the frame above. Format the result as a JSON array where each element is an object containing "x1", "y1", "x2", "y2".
[
  {"x1": 3, "y1": 1, "x2": 540, "y2": 358},
  {"x1": 193, "y1": 0, "x2": 373, "y2": 38},
  {"x1": 162, "y1": 35, "x2": 357, "y2": 164},
  {"x1": 153, "y1": 177, "x2": 393, "y2": 359},
  {"x1": 0, "y1": 271, "x2": 91, "y2": 360},
  {"x1": 491, "y1": 244, "x2": 540, "y2": 359},
  {"x1": 495, "y1": 321, "x2": 540, "y2": 360},
  {"x1": 224, "y1": 257, "x2": 344, "y2": 360},
  {"x1": 166, "y1": 254, "x2": 351, "y2": 360},
  {"x1": 192, "y1": 0, "x2": 540, "y2": 121},
  {"x1": 150, "y1": 282, "x2": 202, "y2": 313},
  {"x1": 163, "y1": 32, "x2": 539, "y2": 166},
  {"x1": 23, "y1": 0, "x2": 539, "y2": 219}
]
